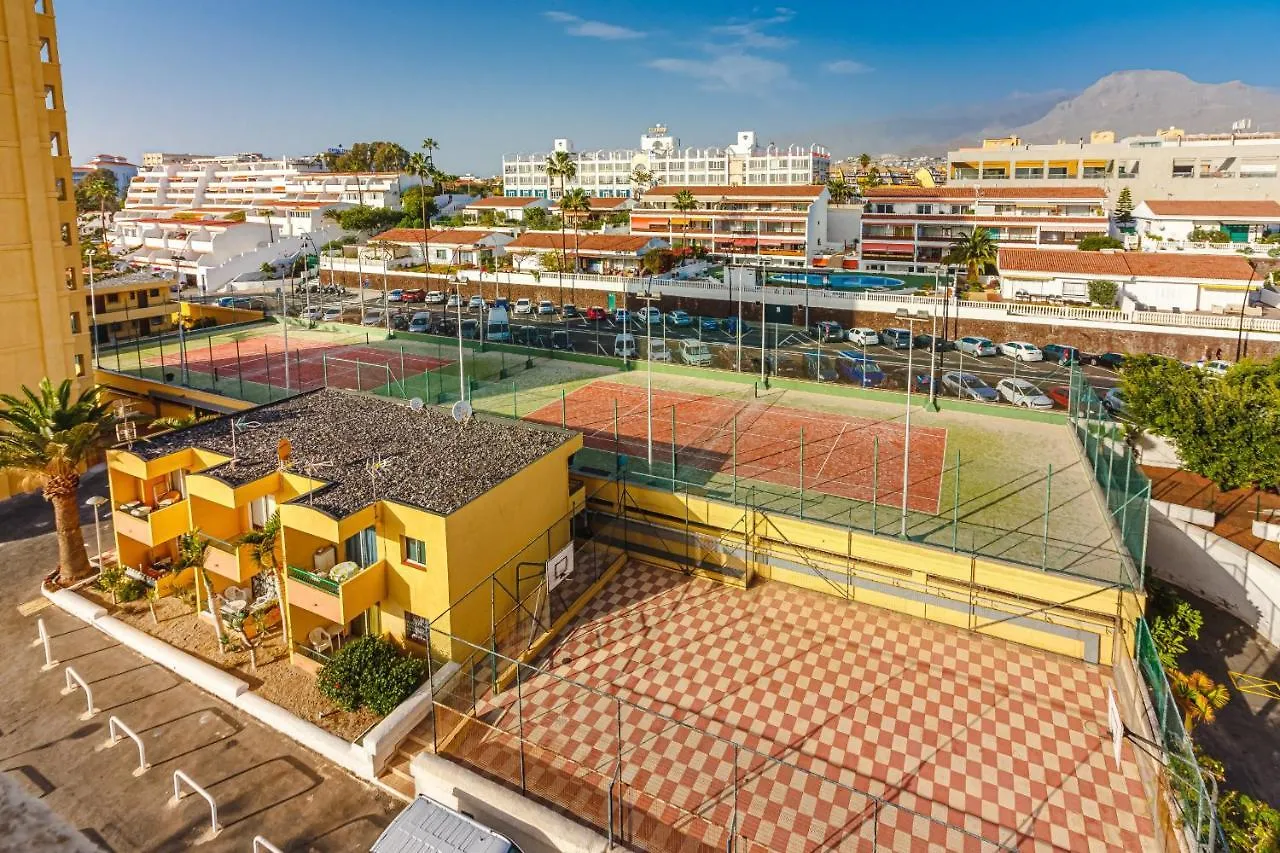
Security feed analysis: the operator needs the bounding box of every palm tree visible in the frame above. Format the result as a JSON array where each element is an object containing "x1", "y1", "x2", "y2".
[
  {"x1": 560, "y1": 188, "x2": 592, "y2": 289},
  {"x1": 236, "y1": 510, "x2": 287, "y2": 649},
  {"x1": 0, "y1": 379, "x2": 113, "y2": 585},
  {"x1": 671, "y1": 189, "x2": 698, "y2": 255},
  {"x1": 826, "y1": 176, "x2": 853, "y2": 205},
  {"x1": 545, "y1": 151, "x2": 577, "y2": 304},
  {"x1": 149, "y1": 412, "x2": 215, "y2": 432},
  {"x1": 1168, "y1": 669, "x2": 1230, "y2": 731},
  {"x1": 630, "y1": 166, "x2": 655, "y2": 199},
  {"x1": 945, "y1": 229, "x2": 999, "y2": 288},
  {"x1": 858, "y1": 152, "x2": 872, "y2": 171},
  {"x1": 175, "y1": 532, "x2": 227, "y2": 651}
]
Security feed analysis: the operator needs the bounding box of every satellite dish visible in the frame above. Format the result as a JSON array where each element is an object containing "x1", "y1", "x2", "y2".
[
  {"x1": 409, "y1": 397, "x2": 424, "y2": 412},
  {"x1": 451, "y1": 400, "x2": 473, "y2": 423}
]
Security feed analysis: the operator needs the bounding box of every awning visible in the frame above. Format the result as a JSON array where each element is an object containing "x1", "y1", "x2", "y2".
[
  {"x1": 733, "y1": 238, "x2": 757, "y2": 247},
  {"x1": 860, "y1": 242, "x2": 912, "y2": 254}
]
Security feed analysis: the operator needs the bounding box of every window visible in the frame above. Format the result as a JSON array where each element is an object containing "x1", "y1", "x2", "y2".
[
  {"x1": 60, "y1": 223, "x2": 71, "y2": 245},
  {"x1": 871, "y1": 203, "x2": 894, "y2": 214},
  {"x1": 64, "y1": 266, "x2": 76, "y2": 290},
  {"x1": 74, "y1": 355, "x2": 84, "y2": 377},
  {"x1": 69, "y1": 312, "x2": 80, "y2": 334},
  {"x1": 916, "y1": 204, "x2": 933, "y2": 215},
  {"x1": 403, "y1": 536, "x2": 426, "y2": 567},
  {"x1": 50, "y1": 133, "x2": 61, "y2": 157},
  {"x1": 248, "y1": 494, "x2": 276, "y2": 529},
  {"x1": 34, "y1": 0, "x2": 47, "y2": 14},
  {"x1": 344, "y1": 525, "x2": 377, "y2": 568},
  {"x1": 404, "y1": 610, "x2": 430, "y2": 645},
  {"x1": 106, "y1": 293, "x2": 119, "y2": 304},
  {"x1": 39, "y1": 39, "x2": 51, "y2": 63},
  {"x1": 56, "y1": 177, "x2": 66, "y2": 201},
  {"x1": 45, "y1": 86, "x2": 56, "y2": 110}
]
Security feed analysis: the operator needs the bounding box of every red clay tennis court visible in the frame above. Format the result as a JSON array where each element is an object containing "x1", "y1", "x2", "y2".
[
  {"x1": 527, "y1": 381, "x2": 947, "y2": 513},
  {"x1": 141, "y1": 336, "x2": 453, "y2": 391}
]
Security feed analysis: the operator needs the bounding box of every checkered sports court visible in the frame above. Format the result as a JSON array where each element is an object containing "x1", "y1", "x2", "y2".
[{"x1": 526, "y1": 380, "x2": 948, "y2": 514}]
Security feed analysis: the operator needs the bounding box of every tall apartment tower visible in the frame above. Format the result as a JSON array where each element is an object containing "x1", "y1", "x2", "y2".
[{"x1": 1, "y1": 0, "x2": 92, "y2": 401}]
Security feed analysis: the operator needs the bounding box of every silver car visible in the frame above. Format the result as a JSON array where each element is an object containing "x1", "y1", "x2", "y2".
[
  {"x1": 956, "y1": 336, "x2": 998, "y2": 357},
  {"x1": 996, "y1": 377, "x2": 1053, "y2": 408}
]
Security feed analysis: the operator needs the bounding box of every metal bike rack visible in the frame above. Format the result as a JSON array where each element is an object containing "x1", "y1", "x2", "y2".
[
  {"x1": 171, "y1": 770, "x2": 221, "y2": 837},
  {"x1": 106, "y1": 716, "x2": 149, "y2": 775},
  {"x1": 32, "y1": 617, "x2": 58, "y2": 670},
  {"x1": 252, "y1": 837, "x2": 284, "y2": 853},
  {"x1": 61, "y1": 667, "x2": 97, "y2": 719}
]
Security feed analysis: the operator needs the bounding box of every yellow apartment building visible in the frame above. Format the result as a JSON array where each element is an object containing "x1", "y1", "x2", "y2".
[
  {"x1": 104, "y1": 388, "x2": 584, "y2": 670},
  {"x1": 0, "y1": 0, "x2": 91, "y2": 393},
  {"x1": 87, "y1": 270, "x2": 178, "y2": 347}
]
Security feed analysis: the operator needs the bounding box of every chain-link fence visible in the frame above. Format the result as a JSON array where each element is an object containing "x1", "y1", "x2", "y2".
[{"x1": 1133, "y1": 618, "x2": 1227, "y2": 851}]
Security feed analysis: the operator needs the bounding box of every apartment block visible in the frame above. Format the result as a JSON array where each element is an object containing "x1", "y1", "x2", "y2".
[
  {"x1": 71, "y1": 153, "x2": 137, "y2": 194},
  {"x1": 1132, "y1": 200, "x2": 1280, "y2": 253},
  {"x1": 503, "y1": 126, "x2": 829, "y2": 199},
  {"x1": 631, "y1": 185, "x2": 831, "y2": 267},
  {"x1": 86, "y1": 270, "x2": 177, "y2": 347},
  {"x1": 104, "y1": 389, "x2": 584, "y2": 669},
  {"x1": 948, "y1": 128, "x2": 1280, "y2": 202},
  {"x1": 860, "y1": 186, "x2": 1110, "y2": 263},
  {"x1": 0, "y1": 0, "x2": 92, "y2": 406}
]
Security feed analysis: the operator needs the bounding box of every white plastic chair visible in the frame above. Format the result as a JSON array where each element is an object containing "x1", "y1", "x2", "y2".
[
  {"x1": 223, "y1": 586, "x2": 251, "y2": 604},
  {"x1": 307, "y1": 627, "x2": 333, "y2": 655}
]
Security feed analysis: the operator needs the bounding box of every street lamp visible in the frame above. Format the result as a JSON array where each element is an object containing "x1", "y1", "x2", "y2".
[
  {"x1": 85, "y1": 495, "x2": 108, "y2": 570},
  {"x1": 636, "y1": 289, "x2": 662, "y2": 466}
]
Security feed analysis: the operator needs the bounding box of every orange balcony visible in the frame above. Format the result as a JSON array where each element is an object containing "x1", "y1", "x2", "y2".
[
  {"x1": 286, "y1": 560, "x2": 387, "y2": 625},
  {"x1": 113, "y1": 500, "x2": 189, "y2": 547},
  {"x1": 203, "y1": 537, "x2": 257, "y2": 583}
]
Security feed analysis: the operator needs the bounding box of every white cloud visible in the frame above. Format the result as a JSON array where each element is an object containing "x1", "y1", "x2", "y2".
[
  {"x1": 709, "y1": 8, "x2": 796, "y2": 49},
  {"x1": 648, "y1": 53, "x2": 792, "y2": 93},
  {"x1": 825, "y1": 59, "x2": 870, "y2": 74},
  {"x1": 543, "y1": 10, "x2": 644, "y2": 40}
]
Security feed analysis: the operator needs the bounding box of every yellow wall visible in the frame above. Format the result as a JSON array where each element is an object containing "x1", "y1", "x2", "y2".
[
  {"x1": 178, "y1": 301, "x2": 264, "y2": 328},
  {"x1": 0, "y1": 0, "x2": 90, "y2": 399},
  {"x1": 95, "y1": 369, "x2": 255, "y2": 414}
]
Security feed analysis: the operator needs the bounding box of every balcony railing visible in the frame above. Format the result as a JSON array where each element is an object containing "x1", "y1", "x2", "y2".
[
  {"x1": 287, "y1": 564, "x2": 339, "y2": 593},
  {"x1": 113, "y1": 499, "x2": 188, "y2": 547},
  {"x1": 286, "y1": 560, "x2": 387, "y2": 625},
  {"x1": 204, "y1": 536, "x2": 256, "y2": 583}
]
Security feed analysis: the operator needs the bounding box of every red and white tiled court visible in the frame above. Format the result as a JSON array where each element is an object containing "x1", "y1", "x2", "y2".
[{"x1": 448, "y1": 563, "x2": 1155, "y2": 852}]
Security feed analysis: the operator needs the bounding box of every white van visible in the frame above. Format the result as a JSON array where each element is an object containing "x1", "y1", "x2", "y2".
[
  {"x1": 614, "y1": 333, "x2": 637, "y2": 359},
  {"x1": 371, "y1": 796, "x2": 522, "y2": 853},
  {"x1": 485, "y1": 306, "x2": 511, "y2": 342},
  {"x1": 648, "y1": 339, "x2": 672, "y2": 361},
  {"x1": 679, "y1": 340, "x2": 711, "y2": 366}
]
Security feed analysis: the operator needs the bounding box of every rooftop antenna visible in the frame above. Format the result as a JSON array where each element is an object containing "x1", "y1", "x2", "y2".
[
  {"x1": 365, "y1": 453, "x2": 400, "y2": 503},
  {"x1": 298, "y1": 459, "x2": 334, "y2": 506},
  {"x1": 409, "y1": 397, "x2": 425, "y2": 412},
  {"x1": 113, "y1": 400, "x2": 139, "y2": 447},
  {"x1": 229, "y1": 418, "x2": 262, "y2": 468}
]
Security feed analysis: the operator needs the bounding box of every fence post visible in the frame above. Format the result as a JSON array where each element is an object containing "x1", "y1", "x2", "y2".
[
  {"x1": 235, "y1": 340, "x2": 244, "y2": 397},
  {"x1": 732, "y1": 416, "x2": 738, "y2": 503},
  {"x1": 512, "y1": 380, "x2": 518, "y2": 418},
  {"x1": 671, "y1": 406, "x2": 677, "y2": 486},
  {"x1": 355, "y1": 359, "x2": 362, "y2": 391},
  {"x1": 798, "y1": 427, "x2": 805, "y2": 519},
  {"x1": 952, "y1": 450, "x2": 961, "y2": 552},
  {"x1": 32, "y1": 618, "x2": 57, "y2": 670},
  {"x1": 106, "y1": 716, "x2": 149, "y2": 775},
  {"x1": 400, "y1": 346, "x2": 406, "y2": 386},
  {"x1": 731, "y1": 744, "x2": 740, "y2": 851},
  {"x1": 871, "y1": 435, "x2": 878, "y2": 533},
  {"x1": 561, "y1": 389, "x2": 567, "y2": 428},
  {"x1": 61, "y1": 667, "x2": 96, "y2": 719},
  {"x1": 171, "y1": 770, "x2": 220, "y2": 837},
  {"x1": 321, "y1": 352, "x2": 328, "y2": 387},
  {"x1": 264, "y1": 345, "x2": 273, "y2": 395},
  {"x1": 1041, "y1": 464, "x2": 1053, "y2": 571},
  {"x1": 1106, "y1": 422, "x2": 1118, "y2": 511},
  {"x1": 515, "y1": 660, "x2": 527, "y2": 793},
  {"x1": 613, "y1": 399, "x2": 620, "y2": 458}
]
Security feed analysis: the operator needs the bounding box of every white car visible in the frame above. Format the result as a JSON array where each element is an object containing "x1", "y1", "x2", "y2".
[
  {"x1": 614, "y1": 333, "x2": 637, "y2": 359},
  {"x1": 846, "y1": 327, "x2": 880, "y2": 346},
  {"x1": 445, "y1": 293, "x2": 460, "y2": 308},
  {"x1": 639, "y1": 306, "x2": 663, "y2": 325},
  {"x1": 1000, "y1": 341, "x2": 1044, "y2": 362},
  {"x1": 299, "y1": 306, "x2": 324, "y2": 321},
  {"x1": 537, "y1": 299, "x2": 557, "y2": 315},
  {"x1": 648, "y1": 340, "x2": 672, "y2": 362},
  {"x1": 996, "y1": 377, "x2": 1053, "y2": 409},
  {"x1": 425, "y1": 290, "x2": 446, "y2": 304},
  {"x1": 468, "y1": 295, "x2": 486, "y2": 310},
  {"x1": 320, "y1": 306, "x2": 342, "y2": 322},
  {"x1": 955, "y1": 336, "x2": 997, "y2": 357},
  {"x1": 513, "y1": 298, "x2": 533, "y2": 315},
  {"x1": 1200, "y1": 359, "x2": 1231, "y2": 377}
]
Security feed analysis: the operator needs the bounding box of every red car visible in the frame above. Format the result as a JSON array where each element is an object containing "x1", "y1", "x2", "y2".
[
  {"x1": 401, "y1": 289, "x2": 426, "y2": 303},
  {"x1": 1046, "y1": 386, "x2": 1071, "y2": 408},
  {"x1": 585, "y1": 306, "x2": 607, "y2": 321}
]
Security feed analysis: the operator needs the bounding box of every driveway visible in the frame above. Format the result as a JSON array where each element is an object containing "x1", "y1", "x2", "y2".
[{"x1": 0, "y1": 470, "x2": 400, "y2": 851}]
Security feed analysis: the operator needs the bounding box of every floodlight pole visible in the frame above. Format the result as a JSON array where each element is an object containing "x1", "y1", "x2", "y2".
[
  {"x1": 636, "y1": 288, "x2": 662, "y2": 466},
  {"x1": 455, "y1": 280, "x2": 466, "y2": 401},
  {"x1": 279, "y1": 287, "x2": 290, "y2": 391},
  {"x1": 759, "y1": 262, "x2": 767, "y2": 383},
  {"x1": 896, "y1": 309, "x2": 925, "y2": 538}
]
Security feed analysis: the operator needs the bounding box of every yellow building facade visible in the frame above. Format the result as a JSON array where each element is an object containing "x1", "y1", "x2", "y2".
[
  {"x1": 0, "y1": 0, "x2": 91, "y2": 396},
  {"x1": 88, "y1": 271, "x2": 178, "y2": 346},
  {"x1": 104, "y1": 388, "x2": 583, "y2": 671}
]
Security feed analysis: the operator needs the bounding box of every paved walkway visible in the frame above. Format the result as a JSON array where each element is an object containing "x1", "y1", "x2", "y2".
[{"x1": 0, "y1": 473, "x2": 399, "y2": 851}]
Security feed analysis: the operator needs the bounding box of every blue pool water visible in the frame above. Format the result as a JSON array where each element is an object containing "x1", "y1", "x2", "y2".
[{"x1": 769, "y1": 272, "x2": 905, "y2": 290}]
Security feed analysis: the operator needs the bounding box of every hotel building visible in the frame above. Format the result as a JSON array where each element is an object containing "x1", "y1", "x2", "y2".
[
  {"x1": 502, "y1": 126, "x2": 829, "y2": 199},
  {"x1": 859, "y1": 186, "x2": 1110, "y2": 263}
]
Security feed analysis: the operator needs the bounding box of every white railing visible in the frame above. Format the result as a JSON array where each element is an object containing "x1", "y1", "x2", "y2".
[
  {"x1": 171, "y1": 770, "x2": 221, "y2": 836},
  {"x1": 1133, "y1": 310, "x2": 1280, "y2": 333},
  {"x1": 106, "y1": 716, "x2": 150, "y2": 775},
  {"x1": 31, "y1": 617, "x2": 58, "y2": 671},
  {"x1": 61, "y1": 666, "x2": 97, "y2": 719},
  {"x1": 253, "y1": 837, "x2": 285, "y2": 853}
]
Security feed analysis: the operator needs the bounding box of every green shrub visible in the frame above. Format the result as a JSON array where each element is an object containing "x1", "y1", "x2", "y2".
[
  {"x1": 1077, "y1": 235, "x2": 1124, "y2": 251},
  {"x1": 1087, "y1": 279, "x2": 1119, "y2": 306},
  {"x1": 317, "y1": 636, "x2": 426, "y2": 715},
  {"x1": 115, "y1": 579, "x2": 146, "y2": 602}
]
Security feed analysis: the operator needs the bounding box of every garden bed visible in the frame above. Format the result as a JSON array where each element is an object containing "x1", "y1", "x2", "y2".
[{"x1": 80, "y1": 590, "x2": 380, "y2": 741}]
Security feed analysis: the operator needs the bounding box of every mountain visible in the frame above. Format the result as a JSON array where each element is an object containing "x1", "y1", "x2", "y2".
[
  {"x1": 1009, "y1": 71, "x2": 1280, "y2": 143},
  {"x1": 813, "y1": 71, "x2": 1280, "y2": 157}
]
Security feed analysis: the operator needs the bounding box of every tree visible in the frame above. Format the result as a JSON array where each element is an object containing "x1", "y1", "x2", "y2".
[
  {"x1": 671, "y1": 189, "x2": 698, "y2": 251},
  {"x1": 544, "y1": 151, "x2": 577, "y2": 304},
  {"x1": 259, "y1": 261, "x2": 274, "y2": 278},
  {"x1": 1123, "y1": 354, "x2": 1280, "y2": 492},
  {"x1": 1218, "y1": 791, "x2": 1280, "y2": 853},
  {"x1": 75, "y1": 169, "x2": 119, "y2": 220},
  {"x1": 1190, "y1": 226, "x2": 1230, "y2": 244},
  {"x1": 559, "y1": 188, "x2": 592, "y2": 288},
  {"x1": 858, "y1": 153, "x2": 872, "y2": 170},
  {"x1": 1087, "y1": 279, "x2": 1119, "y2": 306},
  {"x1": 1078, "y1": 234, "x2": 1125, "y2": 251},
  {"x1": 945, "y1": 229, "x2": 998, "y2": 286},
  {"x1": 150, "y1": 412, "x2": 215, "y2": 432},
  {"x1": 1151, "y1": 600, "x2": 1204, "y2": 670},
  {"x1": 397, "y1": 185, "x2": 439, "y2": 230},
  {"x1": 0, "y1": 379, "x2": 114, "y2": 585},
  {"x1": 630, "y1": 166, "x2": 654, "y2": 198},
  {"x1": 537, "y1": 251, "x2": 569, "y2": 273},
  {"x1": 523, "y1": 205, "x2": 556, "y2": 231},
  {"x1": 642, "y1": 248, "x2": 678, "y2": 275},
  {"x1": 236, "y1": 509, "x2": 285, "y2": 648},
  {"x1": 1115, "y1": 187, "x2": 1135, "y2": 224},
  {"x1": 317, "y1": 636, "x2": 426, "y2": 715},
  {"x1": 335, "y1": 205, "x2": 402, "y2": 235},
  {"x1": 826, "y1": 176, "x2": 854, "y2": 204},
  {"x1": 1168, "y1": 669, "x2": 1229, "y2": 731},
  {"x1": 408, "y1": 141, "x2": 438, "y2": 272}
]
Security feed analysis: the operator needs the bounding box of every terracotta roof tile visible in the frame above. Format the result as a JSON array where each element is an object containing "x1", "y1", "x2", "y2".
[
  {"x1": 865, "y1": 186, "x2": 1107, "y2": 200},
  {"x1": 552, "y1": 196, "x2": 632, "y2": 210},
  {"x1": 998, "y1": 248, "x2": 1256, "y2": 281},
  {"x1": 371, "y1": 228, "x2": 502, "y2": 245},
  {"x1": 467, "y1": 196, "x2": 544, "y2": 208},
  {"x1": 643, "y1": 185, "x2": 826, "y2": 200},
  {"x1": 1142, "y1": 200, "x2": 1280, "y2": 219},
  {"x1": 506, "y1": 233, "x2": 660, "y2": 253}
]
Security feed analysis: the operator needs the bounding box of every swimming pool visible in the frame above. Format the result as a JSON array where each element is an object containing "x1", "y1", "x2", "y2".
[{"x1": 769, "y1": 272, "x2": 906, "y2": 290}]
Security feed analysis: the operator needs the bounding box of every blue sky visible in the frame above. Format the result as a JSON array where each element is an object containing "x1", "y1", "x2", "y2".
[{"x1": 58, "y1": 0, "x2": 1279, "y2": 171}]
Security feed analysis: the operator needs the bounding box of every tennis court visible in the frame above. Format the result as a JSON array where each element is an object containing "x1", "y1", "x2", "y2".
[{"x1": 525, "y1": 380, "x2": 947, "y2": 514}]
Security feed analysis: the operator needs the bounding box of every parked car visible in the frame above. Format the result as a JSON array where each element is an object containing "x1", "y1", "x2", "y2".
[
  {"x1": 667, "y1": 309, "x2": 692, "y2": 327},
  {"x1": 430, "y1": 316, "x2": 457, "y2": 336},
  {"x1": 390, "y1": 313, "x2": 409, "y2": 331},
  {"x1": 615, "y1": 308, "x2": 631, "y2": 324},
  {"x1": 387, "y1": 289, "x2": 404, "y2": 303},
  {"x1": 722, "y1": 317, "x2": 750, "y2": 336},
  {"x1": 1092, "y1": 352, "x2": 1126, "y2": 370},
  {"x1": 408, "y1": 311, "x2": 431, "y2": 333},
  {"x1": 425, "y1": 291, "x2": 446, "y2": 304},
  {"x1": 996, "y1": 377, "x2": 1053, "y2": 408},
  {"x1": 513, "y1": 325, "x2": 544, "y2": 347},
  {"x1": 562, "y1": 304, "x2": 579, "y2": 319},
  {"x1": 299, "y1": 306, "x2": 324, "y2": 321},
  {"x1": 549, "y1": 330, "x2": 573, "y2": 351},
  {"x1": 446, "y1": 293, "x2": 461, "y2": 308},
  {"x1": 648, "y1": 339, "x2": 672, "y2": 361},
  {"x1": 401, "y1": 289, "x2": 426, "y2": 303},
  {"x1": 468, "y1": 295, "x2": 487, "y2": 311},
  {"x1": 835, "y1": 352, "x2": 885, "y2": 387},
  {"x1": 1000, "y1": 341, "x2": 1044, "y2": 362},
  {"x1": 460, "y1": 319, "x2": 480, "y2": 340},
  {"x1": 1041, "y1": 343, "x2": 1082, "y2": 365},
  {"x1": 914, "y1": 334, "x2": 951, "y2": 352},
  {"x1": 320, "y1": 306, "x2": 343, "y2": 322},
  {"x1": 1103, "y1": 386, "x2": 1127, "y2": 416},
  {"x1": 362, "y1": 309, "x2": 385, "y2": 327},
  {"x1": 879, "y1": 327, "x2": 912, "y2": 349},
  {"x1": 1044, "y1": 386, "x2": 1070, "y2": 408},
  {"x1": 639, "y1": 306, "x2": 663, "y2": 325},
  {"x1": 1199, "y1": 359, "x2": 1232, "y2": 377},
  {"x1": 614, "y1": 333, "x2": 637, "y2": 359},
  {"x1": 955, "y1": 336, "x2": 998, "y2": 357},
  {"x1": 700, "y1": 316, "x2": 721, "y2": 333},
  {"x1": 513, "y1": 298, "x2": 533, "y2": 315},
  {"x1": 585, "y1": 306, "x2": 607, "y2": 321},
  {"x1": 537, "y1": 299, "x2": 557, "y2": 316},
  {"x1": 804, "y1": 353, "x2": 838, "y2": 381},
  {"x1": 845, "y1": 327, "x2": 879, "y2": 346},
  {"x1": 679, "y1": 340, "x2": 711, "y2": 366},
  {"x1": 811, "y1": 320, "x2": 844, "y2": 343},
  {"x1": 942, "y1": 371, "x2": 998, "y2": 402}
]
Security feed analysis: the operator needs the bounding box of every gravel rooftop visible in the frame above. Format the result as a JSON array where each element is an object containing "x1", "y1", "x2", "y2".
[{"x1": 133, "y1": 388, "x2": 572, "y2": 517}]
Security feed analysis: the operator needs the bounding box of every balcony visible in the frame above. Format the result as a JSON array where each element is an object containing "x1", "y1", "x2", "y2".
[
  {"x1": 286, "y1": 560, "x2": 387, "y2": 626},
  {"x1": 203, "y1": 537, "x2": 257, "y2": 583},
  {"x1": 113, "y1": 499, "x2": 189, "y2": 547}
]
